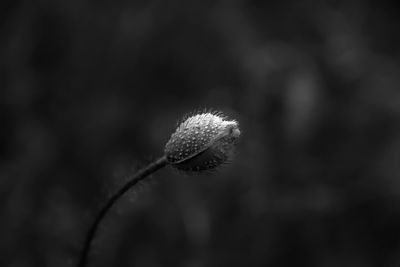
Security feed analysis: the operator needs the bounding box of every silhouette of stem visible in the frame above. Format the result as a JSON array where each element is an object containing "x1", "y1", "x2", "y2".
[{"x1": 78, "y1": 156, "x2": 168, "y2": 267}]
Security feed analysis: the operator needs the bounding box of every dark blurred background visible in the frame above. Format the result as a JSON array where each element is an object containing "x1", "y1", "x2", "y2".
[{"x1": 1, "y1": 0, "x2": 400, "y2": 266}]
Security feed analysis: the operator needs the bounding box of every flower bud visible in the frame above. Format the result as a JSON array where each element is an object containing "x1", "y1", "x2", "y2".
[{"x1": 164, "y1": 111, "x2": 240, "y2": 173}]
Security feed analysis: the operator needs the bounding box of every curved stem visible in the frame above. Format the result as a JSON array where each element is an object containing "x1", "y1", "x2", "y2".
[{"x1": 78, "y1": 155, "x2": 168, "y2": 267}]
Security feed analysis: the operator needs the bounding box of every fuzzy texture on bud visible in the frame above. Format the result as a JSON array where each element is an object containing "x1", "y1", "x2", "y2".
[{"x1": 164, "y1": 111, "x2": 241, "y2": 173}]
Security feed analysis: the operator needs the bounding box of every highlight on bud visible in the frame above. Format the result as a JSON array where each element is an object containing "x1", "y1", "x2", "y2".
[{"x1": 164, "y1": 110, "x2": 241, "y2": 173}]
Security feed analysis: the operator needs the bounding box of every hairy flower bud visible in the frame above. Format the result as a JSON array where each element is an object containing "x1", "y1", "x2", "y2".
[{"x1": 164, "y1": 111, "x2": 241, "y2": 173}]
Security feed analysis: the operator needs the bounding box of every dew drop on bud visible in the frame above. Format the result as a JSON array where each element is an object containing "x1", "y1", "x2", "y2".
[{"x1": 164, "y1": 111, "x2": 241, "y2": 173}]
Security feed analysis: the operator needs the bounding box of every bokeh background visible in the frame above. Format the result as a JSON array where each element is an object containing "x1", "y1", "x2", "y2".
[{"x1": 2, "y1": 0, "x2": 400, "y2": 266}]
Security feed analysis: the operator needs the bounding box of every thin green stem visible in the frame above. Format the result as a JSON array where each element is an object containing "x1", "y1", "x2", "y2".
[{"x1": 78, "y1": 155, "x2": 168, "y2": 267}]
